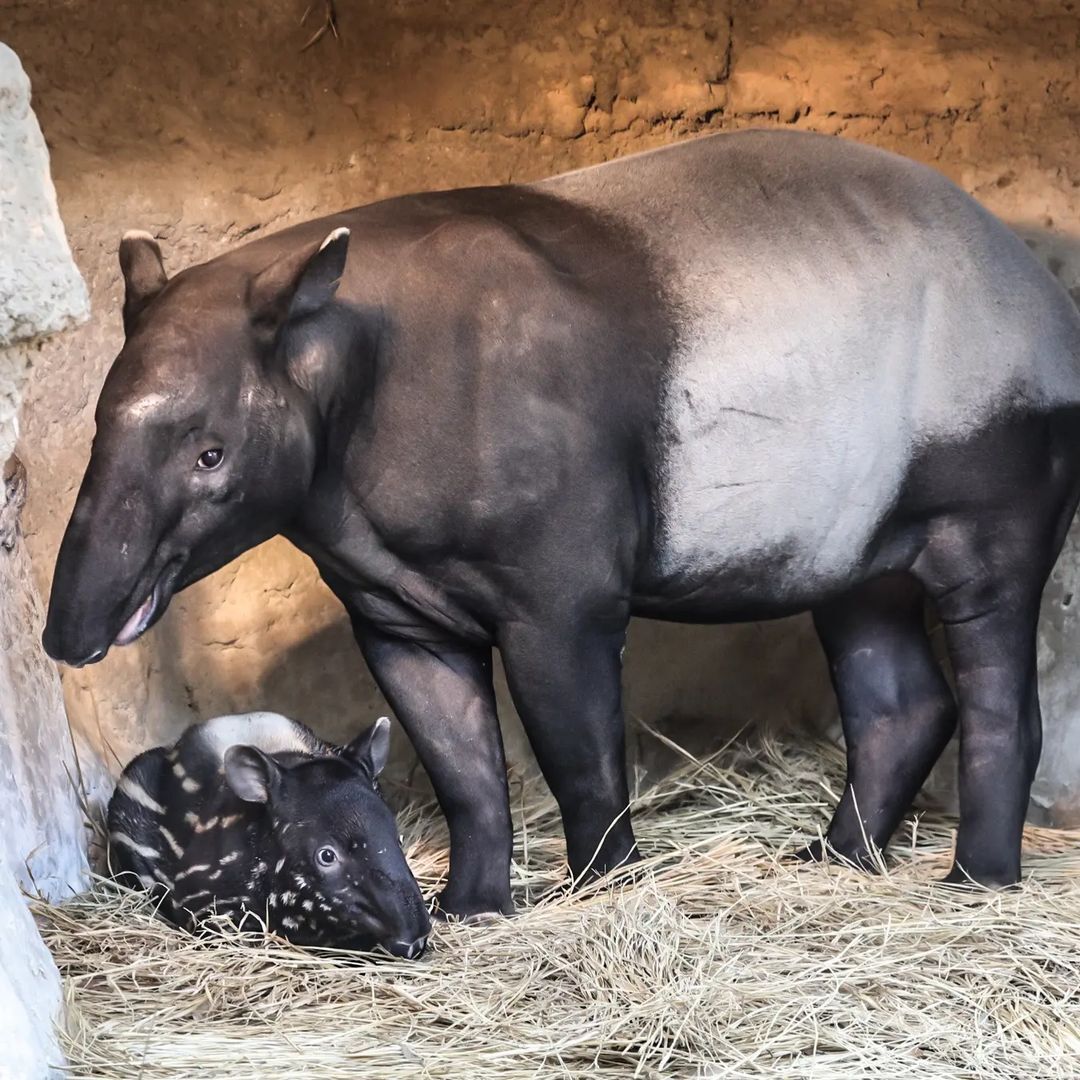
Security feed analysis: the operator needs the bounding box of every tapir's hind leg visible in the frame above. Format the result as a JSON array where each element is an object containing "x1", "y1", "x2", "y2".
[
  {"x1": 907, "y1": 413, "x2": 1080, "y2": 886},
  {"x1": 801, "y1": 574, "x2": 956, "y2": 869},
  {"x1": 912, "y1": 526, "x2": 1047, "y2": 886},
  {"x1": 910, "y1": 514, "x2": 1060, "y2": 887}
]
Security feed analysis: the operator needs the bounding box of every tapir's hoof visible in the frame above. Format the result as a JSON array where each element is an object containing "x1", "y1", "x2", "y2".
[
  {"x1": 793, "y1": 839, "x2": 826, "y2": 864},
  {"x1": 793, "y1": 838, "x2": 883, "y2": 874},
  {"x1": 572, "y1": 846, "x2": 644, "y2": 888},
  {"x1": 939, "y1": 865, "x2": 1020, "y2": 891},
  {"x1": 430, "y1": 891, "x2": 514, "y2": 924}
]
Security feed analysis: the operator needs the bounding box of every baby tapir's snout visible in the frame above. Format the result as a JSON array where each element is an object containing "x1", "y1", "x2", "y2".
[
  {"x1": 337, "y1": 836, "x2": 433, "y2": 958},
  {"x1": 107, "y1": 711, "x2": 429, "y2": 958}
]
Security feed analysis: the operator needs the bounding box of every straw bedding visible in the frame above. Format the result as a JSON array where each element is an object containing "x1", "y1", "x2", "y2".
[{"x1": 33, "y1": 730, "x2": 1080, "y2": 1079}]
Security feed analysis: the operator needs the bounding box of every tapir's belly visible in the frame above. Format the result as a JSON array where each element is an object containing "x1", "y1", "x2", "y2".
[{"x1": 540, "y1": 131, "x2": 1080, "y2": 610}]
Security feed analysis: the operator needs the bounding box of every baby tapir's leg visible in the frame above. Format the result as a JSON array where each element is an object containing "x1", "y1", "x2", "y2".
[{"x1": 802, "y1": 573, "x2": 956, "y2": 869}]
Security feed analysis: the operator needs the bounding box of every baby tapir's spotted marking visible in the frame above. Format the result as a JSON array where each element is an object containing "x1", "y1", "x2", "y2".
[{"x1": 106, "y1": 712, "x2": 431, "y2": 958}]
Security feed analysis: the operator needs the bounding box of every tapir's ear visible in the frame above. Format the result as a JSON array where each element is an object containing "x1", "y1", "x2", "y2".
[
  {"x1": 119, "y1": 230, "x2": 168, "y2": 335},
  {"x1": 343, "y1": 716, "x2": 391, "y2": 779},
  {"x1": 223, "y1": 744, "x2": 281, "y2": 804},
  {"x1": 247, "y1": 227, "x2": 350, "y2": 340}
]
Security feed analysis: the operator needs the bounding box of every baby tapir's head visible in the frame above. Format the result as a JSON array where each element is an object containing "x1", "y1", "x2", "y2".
[
  {"x1": 222, "y1": 718, "x2": 431, "y2": 958},
  {"x1": 107, "y1": 712, "x2": 430, "y2": 959}
]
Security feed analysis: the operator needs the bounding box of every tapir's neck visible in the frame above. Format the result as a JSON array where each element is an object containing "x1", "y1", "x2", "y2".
[{"x1": 289, "y1": 300, "x2": 381, "y2": 436}]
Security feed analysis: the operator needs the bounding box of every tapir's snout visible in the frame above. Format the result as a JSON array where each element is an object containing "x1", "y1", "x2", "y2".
[
  {"x1": 42, "y1": 471, "x2": 176, "y2": 666},
  {"x1": 386, "y1": 932, "x2": 430, "y2": 960},
  {"x1": 371, "y1": 893, "x2": 432, "y2": 959},
  {"x1": 42, "y1": 507, "x2": 111, "y2": 666},
  {"x1": 341, "y1": 853, "x2": 432, "y2": 955}
]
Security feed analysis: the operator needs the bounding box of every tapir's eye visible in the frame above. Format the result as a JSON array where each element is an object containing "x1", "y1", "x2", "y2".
[
  {"x1": 315, "y1": 846, "x2": 338, "y2": 867},
  {"x1": 196, "y1": 448, "x2": 224, "y2": 471}
]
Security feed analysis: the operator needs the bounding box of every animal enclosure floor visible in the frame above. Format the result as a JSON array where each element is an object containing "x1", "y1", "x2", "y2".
[{"x1": 34, "y1": 734, "x2": 1080, "y2": 1079}]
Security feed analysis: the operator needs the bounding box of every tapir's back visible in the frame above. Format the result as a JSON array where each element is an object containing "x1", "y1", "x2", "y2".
[{"x1": 538, "y1": 130, "x2": 1080, "y2": 595}]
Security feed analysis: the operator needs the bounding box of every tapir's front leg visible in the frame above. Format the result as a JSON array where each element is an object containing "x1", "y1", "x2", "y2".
[
  {"x1": 355, "y1": 625, "x2": 514, "y2": 919},
  {"x1": 499, "y1": 618, "x2": 639, "y2": 882}
]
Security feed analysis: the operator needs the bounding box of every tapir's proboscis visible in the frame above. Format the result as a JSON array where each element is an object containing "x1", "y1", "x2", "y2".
[{"x1": 45, "y1": 130, "x2": 1080, "y2": 917}]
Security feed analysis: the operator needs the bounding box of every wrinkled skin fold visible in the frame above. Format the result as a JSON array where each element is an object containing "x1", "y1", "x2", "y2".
[{"x1": 46, "y1": 130, "x2": 1080, "y2": 917}]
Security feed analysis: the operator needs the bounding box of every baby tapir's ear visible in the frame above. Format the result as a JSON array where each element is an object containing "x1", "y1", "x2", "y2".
[
  {"x1": 247, "y1": 226, "x2": 350, "y2": 340},
  {"x1": 343, "y1": 716, "x2": 391, "y2": 779},
  {"x1": 223, "y1": 744, "x2": 281, "y2": 803}
]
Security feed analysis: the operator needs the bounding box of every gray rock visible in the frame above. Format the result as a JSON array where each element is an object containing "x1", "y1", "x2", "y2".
[{"x1": 0, "y1": 44, "x2": 93, "y2": 1080}]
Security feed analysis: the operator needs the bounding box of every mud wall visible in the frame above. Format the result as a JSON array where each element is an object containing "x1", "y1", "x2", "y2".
[{"x1": 5, "y1": 1, "x2": 1080, "y2": 818}]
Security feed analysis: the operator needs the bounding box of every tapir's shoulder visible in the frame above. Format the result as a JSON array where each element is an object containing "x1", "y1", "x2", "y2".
[{"x1": 378, "y1": 187, "x2": 633, "y2": 282}]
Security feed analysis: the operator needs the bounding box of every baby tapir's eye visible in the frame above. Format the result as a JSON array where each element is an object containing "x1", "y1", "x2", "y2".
[
  {"x1": 315, "y1": 846, "x2": 338, "y2": 867},
  {"x1": 196, "y1": 447, "x2": 224, "y2": 471}
]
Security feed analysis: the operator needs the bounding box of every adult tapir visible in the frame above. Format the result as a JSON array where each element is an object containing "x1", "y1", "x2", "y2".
[{"x1": 43, "y1": 129, "x2": 1080, "y2": 917}]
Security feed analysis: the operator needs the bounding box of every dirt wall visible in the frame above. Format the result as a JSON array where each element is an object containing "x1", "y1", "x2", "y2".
[{"x1": 6, "y1": 0, "x2": 1080, "y2": 817}]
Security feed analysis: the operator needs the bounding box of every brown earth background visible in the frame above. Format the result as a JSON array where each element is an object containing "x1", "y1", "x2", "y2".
[{"x1": 6, "y1": 0, "x2": 1080, "y2": 812}]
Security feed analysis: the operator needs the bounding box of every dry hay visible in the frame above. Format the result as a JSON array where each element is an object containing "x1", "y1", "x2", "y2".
[{"x1": 33, "y1": 730, "x2": 1080, "y2": 1079}]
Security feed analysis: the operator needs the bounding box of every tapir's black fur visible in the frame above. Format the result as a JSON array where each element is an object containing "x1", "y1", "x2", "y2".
[
  {"x1": 45, "y1": 130, "x2": 1080, "y2": 919},
  {"x1": 107, "y1": 714, "x2": 430, "y2": 956}
]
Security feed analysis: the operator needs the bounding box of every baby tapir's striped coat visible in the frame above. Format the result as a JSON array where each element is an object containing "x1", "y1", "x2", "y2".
[{"x1": 107, "y1": 712, "x2": 431, "y2": 958}]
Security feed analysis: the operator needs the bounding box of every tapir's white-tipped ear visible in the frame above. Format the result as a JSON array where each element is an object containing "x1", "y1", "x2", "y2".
[
  {"x1": 119, "y1": 230, "x2": 167, "y2": 334},
  {"x1": 223, "y1": 744, "x2": 280, "y2": 804},
  {"x1": 343, "y1": 715, "x2": 391, "y2": 779},
  {"x1": 247, "y1": 225, "x2": 350, "y2": 338},
  {"x1": 320, "y1": 226, "x2": 349, "y2": 251},
  {"x1": 294, "y1": 227, "x2": 349, "y2": 317}
]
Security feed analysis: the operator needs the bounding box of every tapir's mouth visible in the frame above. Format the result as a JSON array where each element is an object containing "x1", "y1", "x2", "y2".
[
  {"x1": 113, "y1": 581, "x2": 161, "y2": 646},
  {"x1": 112, "y1": 557, "x2": 183, "y2": 648}
]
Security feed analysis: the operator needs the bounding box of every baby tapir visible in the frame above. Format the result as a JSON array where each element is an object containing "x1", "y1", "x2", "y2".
[{"x1": 106, "y1": 711, "x2": 431, "y2": 958}]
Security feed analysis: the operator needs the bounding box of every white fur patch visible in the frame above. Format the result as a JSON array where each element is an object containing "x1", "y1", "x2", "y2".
[
  {"x1": 175, "y1": 863, "x2": 211, "y2": 881},
  {"x1": 110, "y1": 832, "x2": 160, "y2": 861},
  {"x1": 320, "y1": 226, "x2": 349, "y2": 250},
  {"x1": 655, "y1": 278, "x2": 911, "y2": 591},
  {"x1": 540, "y1": 130, "x2": 1080, "y2": 598},
  {"x1": 117, "y1": 776, "x2": 165, "y2": 815},
  {"x1": 158, "y1": 826, "x2": 184, "y2": 859},
  {"x1": 193, "y1": 712, "x2": 318, "y2": 762}
]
